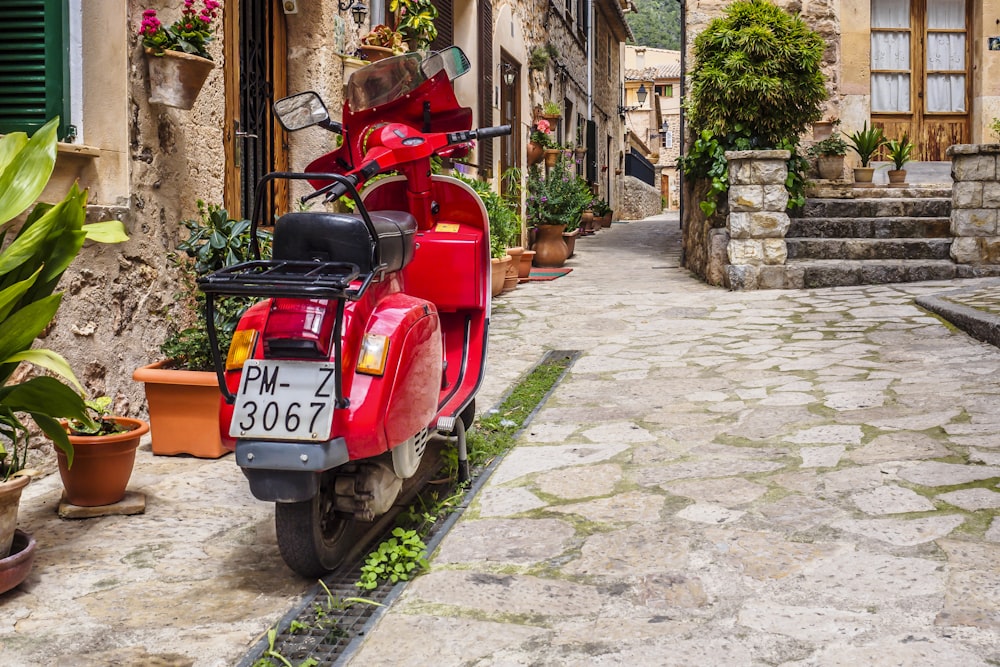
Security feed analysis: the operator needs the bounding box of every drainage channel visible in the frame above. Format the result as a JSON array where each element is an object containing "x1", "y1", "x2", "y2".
[{"x1": 239, "y1": 350, "x2": 580, "y2": 667}]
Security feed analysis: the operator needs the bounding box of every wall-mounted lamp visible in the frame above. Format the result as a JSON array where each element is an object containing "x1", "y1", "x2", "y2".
[
  {"x1": 617, "y1": 83, "x2": 647, "y2": 117},
  {"x1": 501, "y1": 62, "x2": 516, "y2": 87},
  {"x1": 337, "y1": 0, "x2": 368, "y2": 26}
]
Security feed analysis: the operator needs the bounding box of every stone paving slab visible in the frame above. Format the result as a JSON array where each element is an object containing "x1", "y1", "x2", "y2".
[{"x1": 348, "y1": 214, "x2": 1000, "y2": 666}]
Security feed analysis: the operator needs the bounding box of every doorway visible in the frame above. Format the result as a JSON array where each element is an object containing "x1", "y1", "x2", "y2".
[
  {"x1": 498, "y1": 54, "x2": 520, "y2": 199},
  {"x1": 223, "y1": 0, "x2": 288, "y2": 221},
  {"x1": 870, "y1": 0, "x2": 970, "y2": 160}
]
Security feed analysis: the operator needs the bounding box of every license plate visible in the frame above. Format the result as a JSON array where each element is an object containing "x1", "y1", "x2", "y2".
[{"x1": 230, "y1": 360, "x2": 337, "y2": 441}]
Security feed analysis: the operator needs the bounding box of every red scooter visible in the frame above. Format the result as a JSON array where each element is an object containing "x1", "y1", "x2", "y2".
[{"x1": 198, "y1": 47, "x2": 510, "y2": 576}]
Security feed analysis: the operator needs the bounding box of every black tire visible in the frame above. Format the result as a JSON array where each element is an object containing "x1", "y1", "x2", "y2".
[{"x1": 274, "y1": 473, "x2": 353, "y2": 577}]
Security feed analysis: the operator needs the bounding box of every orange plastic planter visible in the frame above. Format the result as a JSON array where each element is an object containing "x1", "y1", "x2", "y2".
[
  {"x1": 58, "y1": 417, "x2": 149, "y2": 507},
  {"x1": 132, "y1": 361, "x2": 228, "y2": 458}
]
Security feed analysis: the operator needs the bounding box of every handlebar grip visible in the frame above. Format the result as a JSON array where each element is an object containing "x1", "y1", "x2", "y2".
[{"x1": 474, "y1": 125, "x2": 512, "y2": 140}]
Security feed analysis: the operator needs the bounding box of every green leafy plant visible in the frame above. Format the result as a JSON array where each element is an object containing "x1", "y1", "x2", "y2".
[
  {"x1": 591, "y1": 198, "x2": 612, "y2": 217},
  {"x1": 528, "y1": 44, "x2": 558, "y2": 71},
  {"x1": 687, "y1": 0, "x2": 826, "y2": 147},
  {"x1": 846, "y1": 122, "x2": 886, "y2": 167},
  {"x1": 886, "y1": 133, "x2": 914, "y2": 170},
  {"x1": 542, "y1": 101, "x2": 562, "y2": 117},
  {"x1": 991, "y1": 118, "x2": 1000, "y2": 141},
  {"x1": 0, "y1": 118, "x2": 128, "y2": 478},
  {"x1": 356, "y1": 527, "x2": 428, "y2": 590},
  {"x1": 65, "y1": 397, "x2": 127, "y2": 436},
  {"x1": 361, "y1": 24, "x2": 406, "y2": 52},
  {"x1": 808, "y1": 135, "x2": 849, "y2": 157},
  {"x1": 160, "y1": 201, "x2": 271, "y2": 371},
  {"x1": 138, "y1": 0, "x2": 220, "y2": 60},
  {"x1": 525, "y1": 157, "x2": 593, "y2": 227},
  {"x1": 392, "y1": 0, "x2": 438, "y2": 49}
]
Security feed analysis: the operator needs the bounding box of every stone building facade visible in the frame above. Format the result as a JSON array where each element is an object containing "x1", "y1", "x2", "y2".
[{"x1": 1, "y1": 0, "x2": 632, "y2": 418}]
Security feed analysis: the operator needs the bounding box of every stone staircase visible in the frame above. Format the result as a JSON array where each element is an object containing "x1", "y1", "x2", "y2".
[{"x1": 785, "y1": 186, "x2": 1000, "y2": 288}]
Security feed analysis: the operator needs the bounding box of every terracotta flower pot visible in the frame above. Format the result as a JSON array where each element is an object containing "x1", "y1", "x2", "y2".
[
  {"x1": 503, "y1": 247, "x2": 523, "y2": 292},
  {"x1": 532, "y1": 224, "x2": 568, "y2": 268},
  {"x1": 518, "y1": 250, "x2": 535, "y2": 282},
  {"x1": 57, "y1": 417, "x2": 149, "y2": 507},
  {"x1": 145, "y1": 48, "x2": 215, "y2": 110},
  {"x1": 0, "y1": 475, "x2": 29, "y2": 559},
  {"x1": 816, "y1": 155, "x2": 845, "y2": 180},
  {"x1": 563, "y1": 228, "x2": 580, "y2": 258},
  {"x1": 580, "y1": 210, "x2": 595, "y2": 236},
  {"x1": 490, "y1": 256, "x2": 511, "y2": 296},
  {"x1": 544, "y1": 149, "x2": 560, "y2": 169},
  {"x1": 359, "y1": 45, "x2": 395, "y2": 62},
  {"x1": 887, "y1": 169, "x2": 907, "y2": 187},
  {"x1": 132, "y1": 361, "x2": 229, "y2": 458},
  {"x1": 526, "y1": 142, "x2": 544, "y2": 166},
  {"x1": 0, "y1": 530, "x2": 36, "y2": 596},
  {"x1": 853, "y1": 166, "x2": 875, "y2": 187}
]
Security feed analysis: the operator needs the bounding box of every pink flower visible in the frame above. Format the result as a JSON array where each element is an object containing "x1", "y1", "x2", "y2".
[{"x1": 536, "y1": 119, "x2": 551, "y2": 134}]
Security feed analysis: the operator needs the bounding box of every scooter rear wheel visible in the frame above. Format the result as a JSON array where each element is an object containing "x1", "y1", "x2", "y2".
[{"x1": 275, "y1": 472, "x2": 355, "y2": 577}]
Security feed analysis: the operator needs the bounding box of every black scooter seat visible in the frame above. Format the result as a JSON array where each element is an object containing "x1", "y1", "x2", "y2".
[{"x1": 273, "y1": 210, "x2": 417, "y2": 274}]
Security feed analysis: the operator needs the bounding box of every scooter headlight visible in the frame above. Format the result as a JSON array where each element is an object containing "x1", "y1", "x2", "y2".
[
  {"x1": 226, "y1": 330, "x2": 259, "y2": 371},
  {"x1": 357, "y1": 333, "x2": 389, "y2": 376}
]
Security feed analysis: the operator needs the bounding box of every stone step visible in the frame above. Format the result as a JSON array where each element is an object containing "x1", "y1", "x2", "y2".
[
  {"x1": 786, "y1": 238, "x2": 952, "y2": 261},
  {"x1": 801, "y1": 197, "x2": 951, "y2": 218},
  {"x1": 784, "y1": 259, "x2": 1000, "y2": 289},
  {"x1": 787, "y1": 217, "x2": 951, "y2": 239},
  {"x1": 806, "y1": 184, "x2": 952, "y2": 200}
]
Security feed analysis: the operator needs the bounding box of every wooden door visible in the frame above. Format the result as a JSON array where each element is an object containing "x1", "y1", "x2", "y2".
[
  {"x1": 498, "y1": 54, "x2": 520, "y2": 198},
  {"x1": 870, "y1": 0, "x2": 970, "y2": 160},
  {"x1": 223, "y1": 0, "x2": 288, "y2": 221}
]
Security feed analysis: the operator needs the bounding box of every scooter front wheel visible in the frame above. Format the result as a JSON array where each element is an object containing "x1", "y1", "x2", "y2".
[{"x1": 275, "y1": 472, "x2": 357, "y2": 577}]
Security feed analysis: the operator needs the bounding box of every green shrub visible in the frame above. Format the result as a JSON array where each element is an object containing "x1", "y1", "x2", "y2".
[{"x1": 687, "y1": 0, "x2": 826, "y2": 147}]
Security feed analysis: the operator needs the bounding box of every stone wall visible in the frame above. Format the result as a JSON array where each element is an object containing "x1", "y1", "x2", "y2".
[
  {"x1": 680, "y1": 177, "x2": 728, "y2": 286},
  {"x1": 949, "y1": 144, "x2": 1000, "y2": 264},
  {"x1": 619, "y1": 176, "x2": 663, "y2": 221},
  {"x1": 725, "y1": 150, "x2": 790, "y2": 290}
]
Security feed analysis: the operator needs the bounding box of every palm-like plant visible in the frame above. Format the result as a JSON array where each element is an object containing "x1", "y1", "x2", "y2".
[
  {"x1": 846, "y1": 122, "x2": 886, "y2": 167},
  {"x1": 886, "y1": 134, "x2": 914, "y2": 170}
]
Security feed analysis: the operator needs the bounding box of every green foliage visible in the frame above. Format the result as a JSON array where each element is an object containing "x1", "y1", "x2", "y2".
[
  {"x1": 591, "y1": 198, "x2": 611, "y2": 217},
  {"x1": 390, "y1": 0, "x2": 438, "y2": 49},
  {"x1": 66, "y1": 397, "x2": 127, "y2": 436},
  {"x1": 627, "y1": 0, "x2": 681, "y2": 49},
  {"x1": 846, "y1": 122, "x2": 886, "y2": 167},
  {"x1": 687, "y1": 0, "x2": 827, "y2": 147},
  {"x1": 160, "y1": 201, "x2": 271, "y2": 371},
  {"x1": 886, "y1": 133, "x2": 914, "y2": 170},
  {"x1": 808, "y1": 135, "x2": 849, "y2": 157},
  {"x1": 138, "y1": 0, "x2": 220, "y2": 60},
  {"x1": 525, "y1": 158, "x2": 593, "y2": 227},
  {"x1": 528, "y1": 44, "x2": 559, "y2": 71},
  {"x1": 542, "y1": 101, "x2": 561, "y2": 116},
  {"x1": 0, "y1": 118, "x2": 128, "y2": 477},
  {"x1": 992, "y1": 118, "x2": 1000, "y2": 141},
  {"x1": 356, "y1": 527, "x2": 428, "y2": 590}
]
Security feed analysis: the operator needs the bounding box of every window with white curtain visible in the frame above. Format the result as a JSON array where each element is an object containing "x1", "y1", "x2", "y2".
[
  {"x1": 926, "y1": 0, "x2": 966, "y2": 112},
  {"x1": 871, "y1": 0, "x2": 911, "y2": 113}
]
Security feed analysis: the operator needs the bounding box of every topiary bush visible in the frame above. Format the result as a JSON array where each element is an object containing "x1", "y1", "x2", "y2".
[{"x1": 687, "y1": 0, "x2": 827, "y2": 147}]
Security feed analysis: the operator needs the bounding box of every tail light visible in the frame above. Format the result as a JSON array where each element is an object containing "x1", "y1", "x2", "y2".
[
  {"x1": 226, "y1": 329, "x2": 258, "y2": 370},
  {"x1": 262, "y1": 298, "x2": 336, "y2": 359}
]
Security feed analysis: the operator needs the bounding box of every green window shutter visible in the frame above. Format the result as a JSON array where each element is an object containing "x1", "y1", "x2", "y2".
[{"x1": 0, "y1": 0, "x2": 70, "y2": 139}]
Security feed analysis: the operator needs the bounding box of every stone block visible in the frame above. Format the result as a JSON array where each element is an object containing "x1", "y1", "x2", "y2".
[
  {"x1": 727, "y1": 264, "x2": 760, "y2": 290},
  {"x1": 984, "y1": 182, "x2": 1000, "y2": 209},
  {"x1": 760, "y1": 263, "x2": 803, "y2": 289},
  {"x1": 729, "y1": 185, "x2": 763, "y2": 212},
  {"x1": 953, "y1": 181, "x2": 983, "y2": 209},
  {"x1": 952, "y1": 154, "x2": 997, "y2": 181},
  {"x1": 706, "y1": 228, "x2": 729, "y2": 286},
  {"x1": 749, "y1": 211, "x2": 790, "y2": 238},
  {"x1": 952, "y1": 209, "x2": 998, "y2": 237},
  {"x1": 728, "y1": 238, "x2": 763, "y2": 265},
  {"x1": 728, "y1": 211, "x2": 751, "y2": 239},
  {"x1": 761, "y1": 238, "x2": 788, "y2": 265},
  {"x1": 728, "y1": 159, "x2": 755, "y2": 186},
  {"x1": 950, "y1": 237, "x2": 981, "y2": 263},
  {"x1": 762, "y1": 185, "x2": 789, "y2": 212},
  {"x1": 751, "y1": 161, "x2": 788, "y2": 186}
]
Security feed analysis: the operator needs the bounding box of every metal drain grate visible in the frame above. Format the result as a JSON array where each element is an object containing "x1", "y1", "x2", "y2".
[{"x1": 239, "y1": 350, "x2": 579, "y2": 667}]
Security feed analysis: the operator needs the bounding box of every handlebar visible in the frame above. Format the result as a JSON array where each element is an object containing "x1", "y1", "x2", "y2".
[{"x1": 446, "y1": 125, "x2": 512, "y2": 145}]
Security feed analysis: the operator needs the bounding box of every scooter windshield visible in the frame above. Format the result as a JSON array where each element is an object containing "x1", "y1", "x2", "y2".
[{"x1": 346, "y1": 47, "x2": 470, "y2": 113}]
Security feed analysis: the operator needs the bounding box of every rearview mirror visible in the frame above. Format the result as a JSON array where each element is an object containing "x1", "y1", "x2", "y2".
[{"x1": 273, "y1": 92, "x2": 330, "y2": 131}]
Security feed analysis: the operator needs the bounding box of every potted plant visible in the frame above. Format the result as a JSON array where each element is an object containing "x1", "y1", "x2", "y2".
[
  {"x1": 885, "y1": 133, "x2": 914, "y2": 187},
  {"x1": 846, "y1": 122, "x2": 886, "y2": 186},
  {"x1": 138, "y1": 1, "x2": 220, "y2": 110},
  {"x1": 592, "y1": 198, "x2": 613, "y2": 229},
  {"x1": 808, "y1": 133, "x2": 849, "y2": 181},
  {"x1": 393, "y1": 0, "x2": 438, "y2": 52},
  {"x1": 526, "y1": 157, "x2": 591, "y2": 268},
  {"x1": 541, "y1": 101, "x2": 562, "y2": 121},
  {"x1": 455, "y1": 173, "x2": 520, "y2": 295},
  {"x1": 57, "y1": 397, "x2": 150, "y2": 508},
  {"x1": 528, "y1": 119, "x2": 554, "y2": 167},
  {"x1": 133, "y1": 202, "x2": 271, "y2": 458},
  {"x1": 0, "y1": 119, "x2": 127, "y2": 590},
  {"x1": 360, "y1": 24, "x2": 407, "y2": 61}
]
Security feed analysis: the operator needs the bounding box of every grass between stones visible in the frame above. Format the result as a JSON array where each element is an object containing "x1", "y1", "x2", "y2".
[{"x1": 245, "y1": 350, "x2": 577, "y2": 667}]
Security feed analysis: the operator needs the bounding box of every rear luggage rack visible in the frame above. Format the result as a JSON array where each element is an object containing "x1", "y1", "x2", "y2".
[{"x1": 198, "y1": 259, "x2": 366, "y2": 300}]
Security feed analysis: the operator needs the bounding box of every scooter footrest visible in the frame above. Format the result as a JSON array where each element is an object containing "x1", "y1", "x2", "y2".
[
  {"x1": 436, "y1": 416, "x2": 457, "y2": 434},
  {"x1": 198, "y1": 260, "x2": 363, "y2": 300}
]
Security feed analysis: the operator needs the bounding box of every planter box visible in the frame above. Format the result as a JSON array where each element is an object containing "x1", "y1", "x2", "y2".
[{"x1": 133, "y1": 361, "x2": 228, "y2": 458}]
